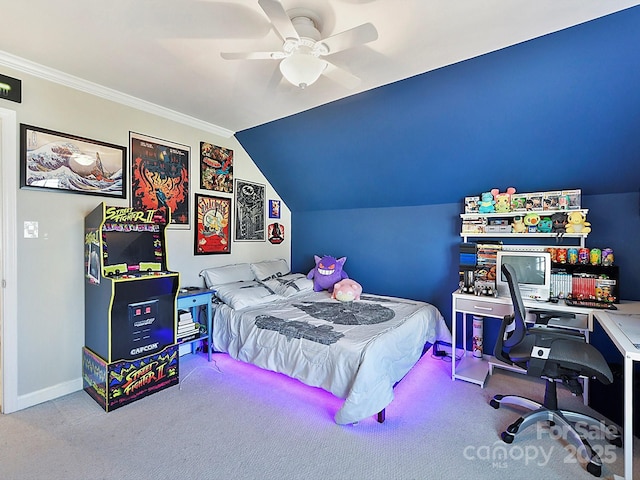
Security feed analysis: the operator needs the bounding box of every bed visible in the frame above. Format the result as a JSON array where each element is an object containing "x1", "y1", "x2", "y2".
[{"x1": 200, "y1": 259, "x2": 451, "y2": 425}]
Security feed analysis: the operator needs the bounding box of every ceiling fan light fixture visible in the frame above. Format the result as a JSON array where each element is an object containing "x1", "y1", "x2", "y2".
[{"x1": 279, "y1": 52, "x2": 327, "y2": 89}]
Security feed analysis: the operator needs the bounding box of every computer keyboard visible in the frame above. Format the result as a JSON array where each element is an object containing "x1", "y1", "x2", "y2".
[{"x1": 564, "y1": 299, "x2": 618, "y2": 310}]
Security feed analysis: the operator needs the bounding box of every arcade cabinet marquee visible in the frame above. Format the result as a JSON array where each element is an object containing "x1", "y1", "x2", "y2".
[{"x1": 83, "y1": 202, "x2": 179, "y2": 411}]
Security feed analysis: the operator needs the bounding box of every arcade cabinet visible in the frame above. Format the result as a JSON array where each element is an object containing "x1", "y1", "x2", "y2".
[{"x1": 82, "y1": 202, "x2": 180, "y2": 411}]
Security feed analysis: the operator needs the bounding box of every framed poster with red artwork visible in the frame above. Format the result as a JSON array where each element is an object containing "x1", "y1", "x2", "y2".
[
  {"x1": 268, "y1": 222, "x2": 285, "y2": 244},
  {"x1": 200, "y1": 142, "x2": 233, "y2": 193},
  {"x1": 129, "y1": 132, "x2": 190, "y2": 229},
  {"x1": 194, "y1": 194, "x2": 231, "y2": 255}
]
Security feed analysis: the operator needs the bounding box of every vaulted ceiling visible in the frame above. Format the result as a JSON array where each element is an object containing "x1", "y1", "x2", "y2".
[
  {"x1": 237, "y1": 6, "x2": 640, "y2": 211},
  {"x1": 1, "y1": 0, "x2": 639, "y2": 134}
]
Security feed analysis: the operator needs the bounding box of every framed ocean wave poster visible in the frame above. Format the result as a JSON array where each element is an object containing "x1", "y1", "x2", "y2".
[{"x1": 20, "y1": 124, "x2": 126, "y2": 198}]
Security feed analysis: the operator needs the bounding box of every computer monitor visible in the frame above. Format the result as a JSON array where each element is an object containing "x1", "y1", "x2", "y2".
[{"x1": 496, "y1": 250, "x2": 551, "y2": 301}]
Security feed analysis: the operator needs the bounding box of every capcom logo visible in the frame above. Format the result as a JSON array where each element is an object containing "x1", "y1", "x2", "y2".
[{"x1": 130, "y1": 343, "x2": 159, "y2": 356}]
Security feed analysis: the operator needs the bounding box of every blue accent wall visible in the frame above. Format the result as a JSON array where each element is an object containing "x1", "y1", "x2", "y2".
[
  {"x1": 237, "y1": 6, "x2": 640, "y2": 348},
  {"x1": 238, "y1": 7, "x2": 640, "y2": 211}
]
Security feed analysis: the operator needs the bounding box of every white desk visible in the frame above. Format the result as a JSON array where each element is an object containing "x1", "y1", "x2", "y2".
[
  {"x1": 594, "y1": 306, "x2": 640, "y2": 480},
  {"x1": 451, "y1": 291, "x2": 592, "y2": 388},
  {"x1": 451, "y1": 290, "x2": 640, "y2": 479}
]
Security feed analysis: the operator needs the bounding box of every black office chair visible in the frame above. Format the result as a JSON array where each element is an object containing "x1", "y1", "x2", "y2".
[{"x1": 490, "y1": 263, "x2": 621, "y2": 477}]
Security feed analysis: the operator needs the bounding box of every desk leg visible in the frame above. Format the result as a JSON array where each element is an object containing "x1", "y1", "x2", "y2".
[
  {"x1": 462, "y1": 312, "x2": 467, "y2": 363},
  {"x1": 451, "y1": 304, "x2": 457, "y2": 380},
  {"x1": 206, "y1": 302, "x2": 212, "y2": 362},
  {"x1": 624, "y1": 354, "x2": 633, "y2": 479}
]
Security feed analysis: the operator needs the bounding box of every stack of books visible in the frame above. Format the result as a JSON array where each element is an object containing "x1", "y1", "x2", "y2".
[{"x1": 177, "y1": 309, "x2": 201, "y2": 343}]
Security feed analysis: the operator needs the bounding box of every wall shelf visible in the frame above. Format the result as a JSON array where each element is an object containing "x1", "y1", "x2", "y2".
[
  {"x1": 460, "y1": 208, "x2": 589, "y2": 220},
  {"x1": 460, "y1": 209, "x2": 590, "y2": 246}
]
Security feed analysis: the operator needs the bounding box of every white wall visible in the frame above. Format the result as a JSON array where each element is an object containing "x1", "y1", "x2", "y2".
[{"x1": 1, "y1": 65, "x2": 289, "y2": 410}]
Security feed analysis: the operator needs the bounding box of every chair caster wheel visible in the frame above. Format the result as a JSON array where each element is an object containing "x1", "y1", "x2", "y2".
[
  {"x1": 490, "y1": 399, "x2": 500, "y2": 409},
  {"x1": 586, "y1": 461, "x2": 601, "y2": 477},
  {"x1": 501, "y1": 432, "x2": 514, "y2": 444}
]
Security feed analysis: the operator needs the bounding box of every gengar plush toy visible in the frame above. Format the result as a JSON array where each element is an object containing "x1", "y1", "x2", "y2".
[
  {"x1": 307, "y1": 255, "x2": 349, "y2": 292},
  {"x1": 332, "y1": 279, "x2": 362, "y2": 302}
]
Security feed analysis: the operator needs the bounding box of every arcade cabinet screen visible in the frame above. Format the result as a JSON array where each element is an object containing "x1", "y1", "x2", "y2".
[{"x1": 103, "y1": 229, "x2": 161, "y2": 270}]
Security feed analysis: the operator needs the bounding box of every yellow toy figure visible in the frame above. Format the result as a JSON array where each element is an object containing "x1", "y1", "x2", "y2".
[
  {"x1": 491, "y1": 187, "x2": 516, "y2": 213},
  {"x1": 511, "y1": 215, "x2": 526, "y2": 233},
  {"x1": 565, "y1": 211, "x2": 591, "y2": 234}
]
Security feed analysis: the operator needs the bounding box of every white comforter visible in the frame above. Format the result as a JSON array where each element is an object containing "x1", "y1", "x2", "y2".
[{"x1": 211, "y1": 290, "x2": 451, "y2": 424}]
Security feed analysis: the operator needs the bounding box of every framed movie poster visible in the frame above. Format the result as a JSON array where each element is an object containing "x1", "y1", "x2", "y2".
[
  {"x1": 200, "y1": 142, "x2": 233, "y2": 193},
  {"x1": 130, "y1": 132, "x2": 190, "y2": 229},
  {"x1": 19, "y1": 124, "x2": 126, "y2": 198},
  {"x1": 194, "y1": 194, "x2": 231, "y2": 255},
  {"x1": 234, "y1": 179, "x2": 265, "y2": 241}
]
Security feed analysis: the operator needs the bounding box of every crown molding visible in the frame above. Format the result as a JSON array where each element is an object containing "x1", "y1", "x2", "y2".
[{"x1": 0, "y1": 50, "x2": 234, "y2": 138}]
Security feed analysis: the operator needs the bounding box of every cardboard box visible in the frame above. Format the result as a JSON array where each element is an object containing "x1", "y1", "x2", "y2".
[
  {"x1": 526, "y1": 192, "x2": 544, "y2": 211},
  {"x1": 464, "y1": 196, "x2": 480, "y2": 213},
  {"x1": 511, "y1": 193, "x2": 527, "y2": 211},
  {"x1": 82, "y1": 344, "x2": 179, "y2": 412},
  {"x1": 562, "y1": 189, "x2": 582, "y2": 209},
  {"x1": 462, "y1": 217, "x2": 486, "y2": 233},
  {"x1": 543, "y1": 190, "x2": 562, "y2": 211}
]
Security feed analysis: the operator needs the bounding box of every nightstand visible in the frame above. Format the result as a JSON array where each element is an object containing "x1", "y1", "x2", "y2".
[{"x1": 177, "y1": 288, "x2": 214, "y2": 361}]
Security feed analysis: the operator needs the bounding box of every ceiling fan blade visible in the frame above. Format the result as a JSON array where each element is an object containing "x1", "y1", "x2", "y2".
[
  {"x1": 320, "y1": 23, "x2": 378, "y2": 55},
  {"x1": 322, "y1": 61, "x2": 361, "y2": 89},
  {"x1": 221, "y1": 51, "x2": 285, "y2": 60},
  {"x1": 258, "y1": 0, "x2": 300, "y2": 42}
]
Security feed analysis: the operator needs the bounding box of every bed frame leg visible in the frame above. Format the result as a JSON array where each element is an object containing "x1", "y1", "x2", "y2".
[{"x1": 376, "y1": 409, "x2": 385, "y2": 423}]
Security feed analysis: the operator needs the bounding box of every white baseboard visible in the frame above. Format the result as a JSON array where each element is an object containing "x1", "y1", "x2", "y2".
[{"x1": 12, "y1": 377, "x2": 83, "y2": 413}]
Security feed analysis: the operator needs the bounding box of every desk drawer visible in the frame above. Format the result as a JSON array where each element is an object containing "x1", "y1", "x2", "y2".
[{"x1": 455, "y1": 297, "x2": 512, "y2": 318}]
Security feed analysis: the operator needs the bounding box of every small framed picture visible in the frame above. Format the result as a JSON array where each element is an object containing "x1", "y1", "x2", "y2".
[
  {"x1": 268, "y1": 222, "x2": 285, "y2": 244},
  {"x1": 269, "y1": 199, "x2": 281, "y2": 218},
  {"x1": 194, "y1": 194, "x2": 231, "y2": 255}
]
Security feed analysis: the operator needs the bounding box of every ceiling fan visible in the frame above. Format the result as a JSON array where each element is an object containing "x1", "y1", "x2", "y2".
[{"x1": 221, "y1": 0, "x2": 378, "y2": 89}]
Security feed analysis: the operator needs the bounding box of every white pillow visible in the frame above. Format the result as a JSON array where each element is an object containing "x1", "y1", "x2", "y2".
[
  {"x1": 250, "y1": 259, "x2": 290, "y2": 281},
  {"x1": 200, "y1": 263, "x2": 254, "y2": 289},
  {"x1": 215, "y1": 280, "x2": 282, "y2": 310},
  {"x1": 263, "y1": 273, "x2": 313, "y2": 297}
]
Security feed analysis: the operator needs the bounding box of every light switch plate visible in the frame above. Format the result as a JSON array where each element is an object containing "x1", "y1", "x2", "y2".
[{"x1": 24, "y1": 221, "x2": 38, "y2": 238}]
